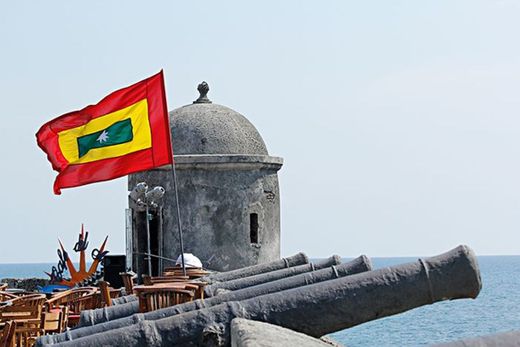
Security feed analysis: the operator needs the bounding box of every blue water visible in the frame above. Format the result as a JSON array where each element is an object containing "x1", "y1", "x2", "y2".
[
  {"x1": 0, "y1": 263, "x2": 55, "y2": 279},
  {"x1": 1, "y1": 257, "x2": 518, "y2": 346},
  {"x1": 0, "y1": 263, "x2": 90, "y2": 280}
]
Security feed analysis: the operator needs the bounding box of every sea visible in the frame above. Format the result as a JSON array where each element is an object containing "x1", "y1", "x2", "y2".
[{"x1": 1, "y1": 256, "x2": 519, "y2": 346}]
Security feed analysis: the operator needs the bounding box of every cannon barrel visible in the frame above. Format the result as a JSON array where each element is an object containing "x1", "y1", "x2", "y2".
[
  {"x1": 38, "y1": 256, "x2": 371, "y2": 345},
  {"x1": 202, "y1": 252, "x2": 309, "y2": 284},
  {"x1": 204, "y1": 255, "x2": 342, "y2": 297},
  {"x1": 41, "y1": 245, "x2": 481, "y2": 347},
  {"x1": 75, "y1": 255, "x2": 359, "y2": 328},
  {"x1": 111, "y1": 295, "x2": 138, "y2": 305}
]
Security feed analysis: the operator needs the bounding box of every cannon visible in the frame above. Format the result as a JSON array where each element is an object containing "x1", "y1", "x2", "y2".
[
  {"x1": 202, "y1": 252, "x2": 309, "y2": 284},
  {"x1": 111, "y1": 295, "x2": 138, "y2": 305},
  {"x1": 39, "y1": 245, "x2": 481, "y2": 347},
  {"x1": 38, "y1": 255, "x2": 371, "y2": 345},
  {"x1": 204, "y1": 255, "x2": 342, "y2": 297},
  {"x1": 74, "y1": 255, "x2": 359, "y2": 328}
]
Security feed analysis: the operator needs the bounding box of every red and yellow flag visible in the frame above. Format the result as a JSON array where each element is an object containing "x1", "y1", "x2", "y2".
[{"x1": 36, "y1": 71, "x2": 172, "y2": 194}]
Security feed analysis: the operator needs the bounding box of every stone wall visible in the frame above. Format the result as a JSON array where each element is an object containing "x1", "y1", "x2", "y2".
[{"x1": 1, "y1": 278, "x2": 49, "y2": 292}]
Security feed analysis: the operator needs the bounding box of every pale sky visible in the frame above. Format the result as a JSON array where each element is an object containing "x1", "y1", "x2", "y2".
[{"x1": 1, "y1": 1, "x2": 520, "y2": 262}]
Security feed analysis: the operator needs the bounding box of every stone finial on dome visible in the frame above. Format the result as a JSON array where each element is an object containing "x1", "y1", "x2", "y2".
[{"x1": 193, "y1": 81, "x2": 212, "y2": 104}]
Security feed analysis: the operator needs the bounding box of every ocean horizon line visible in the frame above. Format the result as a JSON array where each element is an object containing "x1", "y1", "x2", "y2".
[{"x1": 1, "y1": 253, "x2": 520, "y2": 265}]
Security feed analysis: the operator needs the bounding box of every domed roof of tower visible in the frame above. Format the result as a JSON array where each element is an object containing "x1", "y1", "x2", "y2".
[{"x1": 169, "y1": 82, "x2": 269, "y2": 155}]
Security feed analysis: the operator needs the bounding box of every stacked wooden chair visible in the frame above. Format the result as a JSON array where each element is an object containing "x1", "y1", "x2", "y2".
[
  {"x1": 0, "y1": 281, "x2": 122, "y2": 346},
  {"x1": 40, "y1": 305, "x2": 67, "y2": 336},
  {"x1": 0, "y1": 320, "x2": 16, "y2": 347},
  {"x1": 0, "y1": 286, "x2": 16, "y2": 347},
  {"x1": 43, "y1": 289, "x2": 80, "y2": 332},
  {"x1": 0, "y1": 286, "x2": 46, "y2": 347},
  {"x1": 137, "y1": 287, "x2": 194, "y2": 313},
  {"x1": 60, "y1": 287, "x2": 97, "y2": 328},
  {"x1": 68, "y1": 285, "x2": 121, "y2": 327},
  {"x1": 0, "y1": 293, "x2": 47, "y2": 347},
  {"x1": 141, "y1": 275, "x2": 206, "y2": 301},
  {"x1": 129, "y1": 265, "x2": 209, "y2": 313}
]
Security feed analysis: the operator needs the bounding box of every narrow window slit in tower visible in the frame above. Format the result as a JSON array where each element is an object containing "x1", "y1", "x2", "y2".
[{"x1": 250, "y1": 213, "x2": 259, "y2": 244}]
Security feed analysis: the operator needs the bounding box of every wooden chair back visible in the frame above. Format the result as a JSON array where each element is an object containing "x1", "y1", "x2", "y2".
[
  {"x1": 45, "y1": 289, "x2": 73, "y2": 310},
  {"x1": 0, "y1": 294, "x2": 46, "y2": 322},
  {"x1": 41, "y1": 306, "x2": 68, "y2": 334},
  {"x1": 119, "y1": 272, "x2": 135, "y2": 295},
  {"x1": 54, "y1": 287, "x2": 97, "y2": 328},
  {"x1": 43, "y1": 290, "x2": 73, "y2": 334},
  {"x1": 139, "y1": 276, "x2": 206, "y2": 300},
  {"x1": 139, "y1": 288, "x2": 194, "y2": 313},
  {"x1": 68, "y1": 291, "x2": 97, "y2": 313},
  {"x1": 0, "y1": 320, "x2": 16, "y2": 347},
  {"x1": 64, "y1": 287, "x2": 97, "y2": 314}
]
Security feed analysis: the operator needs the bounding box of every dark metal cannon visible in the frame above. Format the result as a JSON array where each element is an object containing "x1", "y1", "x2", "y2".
[
  {"x1": 38, "y1": 255, "x2": 371, "y2": 345},
  {"x1": 202, "y1": 252, "x2": 309, "y2": 284},
  {"x1": 40, "y1": 245, "x2": 481, "y2": 347},
  {"x1": 74, "y1": 255, "x2": 354, "y2": 328},
  {"x1": 204, "y1": 255, "x2": 342, "y2": 297},
  {"x1": 111, "y1": 295, "x2": 138, "y2": 305}
]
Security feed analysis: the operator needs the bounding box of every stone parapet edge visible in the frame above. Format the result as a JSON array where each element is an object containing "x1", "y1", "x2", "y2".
[{"x1": 150, "y1": 154, "x2": 283, "y2": 171}]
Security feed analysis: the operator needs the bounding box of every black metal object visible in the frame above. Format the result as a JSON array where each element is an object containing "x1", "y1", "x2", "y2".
[
  {"x1": 202, "y1": 252, "x2": 309, "y2": 284},
  {"x1": 39, "y1": 245, "x2": 480, "y2": 347},
  {"x1": 102, "y1": 255, "x2": 126, "y2": 289},
  {"x1": 204, "y1": 255, "x2": 342, "y2": 297}
]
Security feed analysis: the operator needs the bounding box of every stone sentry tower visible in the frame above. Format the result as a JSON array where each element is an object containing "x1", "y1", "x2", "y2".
[{"x1": 128, "y1": 82, "x2": 283, "y2": 274}]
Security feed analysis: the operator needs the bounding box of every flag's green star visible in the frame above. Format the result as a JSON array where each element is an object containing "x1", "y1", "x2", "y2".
[{"x1": 97, "y1": 130, "x2": 109, "y2": 143}]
